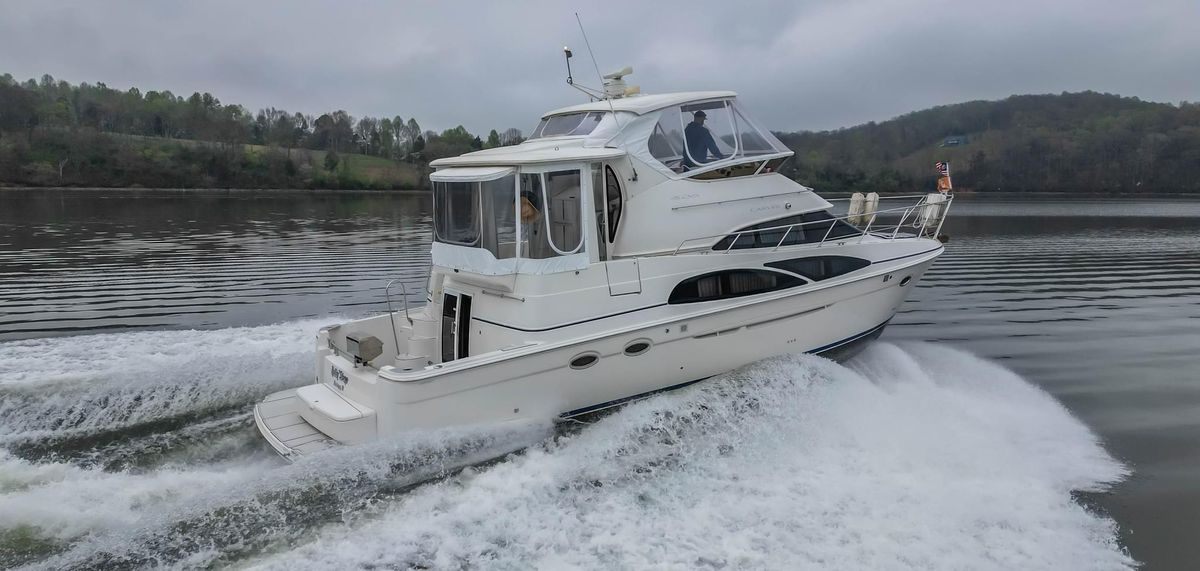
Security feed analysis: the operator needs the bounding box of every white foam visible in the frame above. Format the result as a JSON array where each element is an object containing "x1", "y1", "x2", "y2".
[
  {"x1": 0, "y1": 449, "x2": 272, "y2": 543},
  {"x1": 0, "y1": 318, "x2": 336, "y2": 444},
  {"x1": 247, "y1": 343, "x2": 1134, "y2": 570},
  {"x1": 25, "y1": 419, "x2": 551, "y2": 569}
]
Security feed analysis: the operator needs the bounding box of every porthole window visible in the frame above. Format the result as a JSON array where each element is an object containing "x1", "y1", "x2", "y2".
[
  {"x1": 899, "y1": 275, "x2": 912, "y2": 286},
  {"x1": 569, "y1": 352, "x2": 600, "y2": 369},
  {"x1": 765, "y1": 256, "x2": 871, "y2": 282},
  {"x1": 623, "y1": 339, "x2": 652, "y2": 356},
  {"x1": 668, "y1": 269, "x2": 804, "y2": 304}
]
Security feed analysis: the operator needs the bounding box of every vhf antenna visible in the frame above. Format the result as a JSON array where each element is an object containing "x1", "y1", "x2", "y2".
[{"x1": 573, "y1": 12, "x2": 638, "y2": 181}]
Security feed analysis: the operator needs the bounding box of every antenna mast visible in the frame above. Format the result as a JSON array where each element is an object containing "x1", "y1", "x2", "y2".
[{"x1": 574, "y1": 12, "x2": 638, "y2": 181}]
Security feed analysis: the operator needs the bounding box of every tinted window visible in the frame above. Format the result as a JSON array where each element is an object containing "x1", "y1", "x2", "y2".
[
  {"x1": 713, "y1": 211, "x2": 861, "y2": 250},
  {"x1": 760, "y1": 156, "x2": 789, "y2": 174},
  {"x1": 605, "y1": 166, "x2": 622, "y2": 241},
  {"x1": 529, "y1": 112, "x2": 606, "y2": 139},
  {"x1": 668, "y1": 269, "x2": 804, "y2": 304},
  {"x1": 765, "y1": 256, "x2": 871, "y2": 281}
]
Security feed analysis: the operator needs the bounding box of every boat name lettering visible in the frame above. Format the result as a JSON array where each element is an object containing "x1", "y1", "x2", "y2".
[
  {"x1": 671, "y1": 193, "x2": 700, "y2": 201},
  {"x1": 750, "y1": 204, "x2": 781, "y2": 213},
  {"x1": 331, "y1": 365, "x2": 348, "y2": 390}
]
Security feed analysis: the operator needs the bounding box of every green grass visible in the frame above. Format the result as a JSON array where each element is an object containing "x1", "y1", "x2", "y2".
[{"x1": 117, "y1": 133, "x2": 424, "y2": 189}]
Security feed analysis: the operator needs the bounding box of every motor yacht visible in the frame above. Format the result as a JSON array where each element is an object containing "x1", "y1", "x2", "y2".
[{"x1": 254, "y1": 68, "x2": 952, "y2": 458}]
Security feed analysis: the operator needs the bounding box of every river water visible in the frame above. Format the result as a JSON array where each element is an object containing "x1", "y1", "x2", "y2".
[{"x1": 1, "y1": 189, "x2": 1197, "y2": 570}]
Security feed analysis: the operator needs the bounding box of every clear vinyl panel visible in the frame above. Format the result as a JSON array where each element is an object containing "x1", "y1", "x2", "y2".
[
  {"x1": 678, "y1": 100, "x2": 737, "y2": 167},
  {"x1": 479, "y1": 175, "x2": 517, "y2": 259},
  {"x1": 519, "y1": 173, "x2": 554, "y2": 259},
  {"x1": 433, "y1": 181, "x2": 480, "y2": 246},
  {"x1": 543, "y1": 170, "x2": 583, "y2": 255},
  {"x1": 529, "y1": 111, "x2": 607, "y2": 140},
  {"x1": 646, "y1": 99, "x2": 791, "y2": 175}
]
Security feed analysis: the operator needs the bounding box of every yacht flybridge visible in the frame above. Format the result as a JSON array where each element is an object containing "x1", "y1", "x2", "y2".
[{"x1": 254, "y1": 67, "x2": 952, "y2": 458}]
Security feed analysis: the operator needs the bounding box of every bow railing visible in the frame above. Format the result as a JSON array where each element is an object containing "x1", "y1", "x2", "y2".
[{"x1": 670, "y1": 193, "x2": 952, "y2": 255}]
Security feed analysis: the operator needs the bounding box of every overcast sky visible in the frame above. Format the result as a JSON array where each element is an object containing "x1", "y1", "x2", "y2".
[{"x1": 1, "y1": 0, "x2": 1196, "y2": 135}]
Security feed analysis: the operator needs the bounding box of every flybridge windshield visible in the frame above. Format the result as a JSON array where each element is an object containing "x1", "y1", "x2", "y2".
[{"x1": 529, "y1": 111, "x2": 606, "y2": 139}]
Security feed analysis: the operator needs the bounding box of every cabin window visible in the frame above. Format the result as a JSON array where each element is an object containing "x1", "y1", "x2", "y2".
[
  {"x1": 480, "y1": 175, "x2": 517, "y2": 259},
  {"x1": 766, "y1": 256, "x2": 871, "y2": 281},
  {"x1": 433, "y1": 181, "x2": 480, "y2": 246},
  {"x1": 530, "y1": 111, "x2": 606, "y2": 139},
  {"x1": 520, "y1": 173, "x2": 553, "y2": 259},
  {"x1": 678, "y1": 100, "x2": 738, "y2": 167},
  {"x1": 759, "y1": 156, "x2": 789, "y2": 174},
  {"x1": 590, "y1": 165, "x2": 608, "y2": 260},
  {"x1": 648, "y1": 119, "x2": 684, "y2": 169},
  {"x1": 713, "y1": 211, "x2": 861, "y2": 250},
  {"x1": 688, "y1": 161, "x2": 765, "y2": 180},
  {"x1": 434, "y1": 175, "x2": 518, "y2": 257},
  {"x1": 605, "y1": 165, "x2": 622, "y2": 242},
  {"x1": 668, "y1": 269, "x2": 803, "y2": 304},
  {"x1": 647, "y1": 99, "x2": 791, "y2": 175},
  {"x1": 520, "y1": 170, "x2": 584, "y2": 258},
  {"x1": 544, "y1": 170, "x2": 583, "y2": 254},
  {"x1": 733, "y1": 107, "x2": 779, "y2": 157}
]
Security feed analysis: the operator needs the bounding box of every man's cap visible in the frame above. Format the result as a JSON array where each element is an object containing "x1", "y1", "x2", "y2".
[{"x1": 694, "y1": 110, "x2": 707, "y2": 118}]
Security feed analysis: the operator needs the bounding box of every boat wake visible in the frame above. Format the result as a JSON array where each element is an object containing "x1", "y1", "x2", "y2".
[
  {"x1": 0, "y1": 319, "x2": 333, "y2": 462},
  {"x1": 249, "y1": 342, "x2": 1134, "y2": 570},
  {"x1": 0, "y1": 320, "x2": 1135, "y2": 570}
]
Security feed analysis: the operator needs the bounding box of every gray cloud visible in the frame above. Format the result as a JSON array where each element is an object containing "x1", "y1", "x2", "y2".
[{"x1": 1, "y1": 0, "x2": 1196, "y2": 135}]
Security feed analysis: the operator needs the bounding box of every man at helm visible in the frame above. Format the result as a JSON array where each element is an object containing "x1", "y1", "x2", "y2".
[{"x1": 683, "y1": 110, "x2": 725, "y2": 167}]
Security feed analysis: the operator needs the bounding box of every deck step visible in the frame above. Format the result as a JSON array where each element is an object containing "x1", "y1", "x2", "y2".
[{"x1": 254, "y1": 390, "x2": 337, "y2": 458}]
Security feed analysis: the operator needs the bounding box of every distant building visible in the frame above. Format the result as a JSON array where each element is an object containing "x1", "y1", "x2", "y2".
[{"x1": 940, "y1": 135, "x2": 969, "y2": 147}]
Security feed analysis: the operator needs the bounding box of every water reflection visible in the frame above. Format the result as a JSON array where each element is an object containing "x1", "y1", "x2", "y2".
[{"x1": 1, "y1": 189, "x2": 432, "y2": 340}]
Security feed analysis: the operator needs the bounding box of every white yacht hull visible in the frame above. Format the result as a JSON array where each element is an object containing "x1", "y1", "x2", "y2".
[{"x1": 255, "y1": 249, "x2": 938, "y2": 459}]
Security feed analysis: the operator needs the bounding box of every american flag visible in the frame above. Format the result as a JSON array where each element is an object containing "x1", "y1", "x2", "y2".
[{"x1": 935, "y1": 161, "x2": 950, "y2": 176}]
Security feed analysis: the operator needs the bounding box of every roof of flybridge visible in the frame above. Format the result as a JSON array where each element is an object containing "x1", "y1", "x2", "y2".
[
  {"x1": 542, "y1": 91, "x2": 737, "y2": 117},
  {"x1": 429, "y1": 138, "x2": 624, "y2": 168}
]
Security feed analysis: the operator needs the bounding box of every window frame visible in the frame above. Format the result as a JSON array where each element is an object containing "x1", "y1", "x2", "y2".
[
  {"x1": 764, "y1": 256, "x2": 872, "y2": 282},
  {"x1": 712, "y1": 211, "x2": 862, "y2": 251},
  {"x1": 541, "y1": 169, "x2": 585, "y2": 255},
  {"x1": 515, "y1": 163, "x2": 588, "y2": 259},
  {"x1": 432, "y1": 180, "x2": 482, "y2": 247},
  {"x1": 529, "y1": 111, "x2": 608, "y2": 140},
  {"x1": 667, "y1": 268, "x2": 805, "y2": 305},
  {"x1": 604, "y1": 165, "x2": 622, "y2": 243},
  {"x1": 646, "y1": 98, "x2": 794, "y2": 180},
  {"x1": 679, "y1": 100, "x2": 740, "y2": 167}
]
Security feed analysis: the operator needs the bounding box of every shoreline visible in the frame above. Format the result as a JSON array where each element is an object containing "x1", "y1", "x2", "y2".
[
  {"x1": 0, "y1": 186, "x2": 429, "y2": 195},
  {"x1": 2, "y1": 186, "x2": 1198, "y2": 200}
]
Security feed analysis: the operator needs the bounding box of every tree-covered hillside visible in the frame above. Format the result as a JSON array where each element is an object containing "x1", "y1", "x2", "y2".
[
  {"x1": 2, "y1": 74, "x2": 1197, "y2": 192},
  {"x1": 0, "y1": 73, "x2": 525, "y2": 189},
  {"x1": 776, "y1": 92, "x2": 1200, "y2": 194}
]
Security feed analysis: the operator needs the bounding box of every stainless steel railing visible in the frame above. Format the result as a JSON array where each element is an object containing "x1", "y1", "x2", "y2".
[
  {"x1": 671, "y1": 193, "x2": 953, "y2": 255},
  {"x1": 384, "y1": 279, "x2": 415, "y2": 357}
]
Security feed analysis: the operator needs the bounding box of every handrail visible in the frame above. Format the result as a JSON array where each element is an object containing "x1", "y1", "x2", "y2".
[
  {"x1": 670, "y1": 194, "x2": 953, "y2": 255},
  {"x1": 384, "y1": 279, "x2": 415, "y2": 357},
  {"x1": 825, "y1": 193, "x2": 932, "y2": 202}
]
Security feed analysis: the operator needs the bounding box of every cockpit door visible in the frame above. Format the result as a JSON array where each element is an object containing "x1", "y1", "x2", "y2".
[{"x1": 440, "y1": 290, "x2": 472, "y2": 362}]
